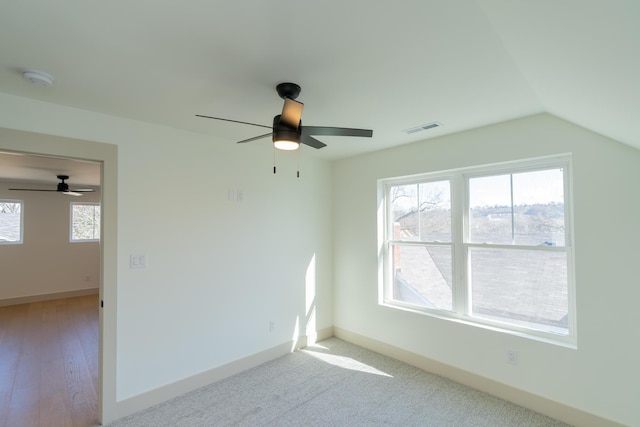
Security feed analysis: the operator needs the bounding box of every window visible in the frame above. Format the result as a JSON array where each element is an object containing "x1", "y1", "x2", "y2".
[
  {"x1": 380, "y1": 155, "x2": 575, "y2": 344},
  {"x1": 71, "y1": 202, "x2": 100, "y2": 241},
  {"x1": 0, "y1": 200, "x2": 23, "y2": 244}
]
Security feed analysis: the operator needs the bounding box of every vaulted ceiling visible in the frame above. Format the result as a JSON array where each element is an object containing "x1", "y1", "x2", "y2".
[{"x1": 0, "y1": 0, "x2": 638, "y2": 184}]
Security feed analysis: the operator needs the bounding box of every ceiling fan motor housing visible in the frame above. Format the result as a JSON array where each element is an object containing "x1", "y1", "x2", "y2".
[
  {"x1": 56, "y1": 175, "x2": 70, "y2": 191},
  {"x1": 273, "y1": 115, "x2": 301, "y2": 142}
]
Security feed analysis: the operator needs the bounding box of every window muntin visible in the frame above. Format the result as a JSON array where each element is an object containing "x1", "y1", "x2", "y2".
[
  {"x1": 71, "y1": 202, "x2": 100, "y2": 241},
  {"x1": 0, "y1": 200, "x2": 23, "y2": 244},
  {"x1": 381, "y1": 156, "x2": 574, "y2": 344}
]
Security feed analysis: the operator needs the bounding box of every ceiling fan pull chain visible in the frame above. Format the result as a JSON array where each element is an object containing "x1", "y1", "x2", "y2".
[
  {"x1": 273, "y1": 145, "x2": 277, "y2": 174},
  {"x1": 296, "y1": 148, "x2": 300, "y2": 178}
]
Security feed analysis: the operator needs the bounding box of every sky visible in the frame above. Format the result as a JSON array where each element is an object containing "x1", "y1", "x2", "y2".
[
  {"x1": 469, "y1": 168, "x2": 564, "y2": 208},
  {"x1": 391, "y1": 167, "x2": 565, "y2": 212}
]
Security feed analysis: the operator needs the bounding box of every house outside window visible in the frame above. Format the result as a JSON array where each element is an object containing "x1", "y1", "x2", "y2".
[
  {"x1": 71, "y1": 202, "x2": 100, "y2": 242},
  {"x1": 0, "y1": 200, "x2": 23, "y2": 244},
  {"x1": 380, "y1": 155, "x2": 575, "y2": 345}
]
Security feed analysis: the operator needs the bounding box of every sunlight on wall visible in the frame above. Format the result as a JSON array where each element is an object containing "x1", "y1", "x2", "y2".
[
  {"x1": 291, "y1": 255, "x2": 319, "y2": 351},
  {"x1": 305, "y1": 254, "x2": 317, "y2": 344},
  {"x1": 292, "y1": 315, "x2": 300, "y2": 352}
]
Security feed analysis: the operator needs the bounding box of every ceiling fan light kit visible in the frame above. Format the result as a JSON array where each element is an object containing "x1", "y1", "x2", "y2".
[
  {"x1": 273, "y1": 139, "x2": 300, "y2": 151},
  {"x1": 272, "y1": 114, "x2": 301, "y2": 151},
  {"x1": 197, "y1": 82, "x2": 373, "y2": 174}
]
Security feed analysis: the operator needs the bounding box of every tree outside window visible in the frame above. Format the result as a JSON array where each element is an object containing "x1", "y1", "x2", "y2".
[
  {"x1": 71, "y1": 203, "x2": 100, "y2": 241},
  {"x1": 0, "y1": 200, "x2": 23, "y2": 244}
]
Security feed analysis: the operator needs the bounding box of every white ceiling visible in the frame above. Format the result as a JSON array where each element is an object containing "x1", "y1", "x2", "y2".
[
  {"x1": 0, "y1": 0, "x2": 638, "y2": 184},
  {"x1": 0, "y1": 151, "x2": 100, "y2": 186}
]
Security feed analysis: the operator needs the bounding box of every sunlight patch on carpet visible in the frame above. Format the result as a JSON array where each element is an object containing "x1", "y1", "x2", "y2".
[{"x1": 301, "y1": 348, "x2": 393, "y2": 377}]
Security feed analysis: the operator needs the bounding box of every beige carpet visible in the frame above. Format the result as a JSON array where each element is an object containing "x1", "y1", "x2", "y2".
[{"x1": 106, "y1": 338, "x2": 571, "y2": 426}]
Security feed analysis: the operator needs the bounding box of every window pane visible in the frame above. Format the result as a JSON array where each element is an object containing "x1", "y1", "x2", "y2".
[
  {"x1": 390, "y1": 181, "x2": 450, "y2": 242},
  {"x1": 512, "y1": 169, "x2": 565, "y2": 246},
  {"x1": 469, "y1": 175, "x2": 512, "y2": 244},
  {"x1": 469, "y1": 247, "x2": 568, "y2": 335},
  {"x1": 469, "y1": 170, "x2": 566, "y2": 246},
  {"x1": 72, "y1": 204, "x2": 100, "y2": 241},
  {"x1": 391, "y1": 244, "x2": 452, "y2": 311},
  {"x1": 0, "y1": 201, "x2": 22, "y2": 243}
]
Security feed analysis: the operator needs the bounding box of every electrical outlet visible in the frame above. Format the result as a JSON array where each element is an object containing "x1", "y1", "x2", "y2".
[
  {"x1": 507, "y1": 350, "x2": 519, "y2": 365},
  {"x1": 269, "y1": 320, "x2": 276, "y2": 332}
]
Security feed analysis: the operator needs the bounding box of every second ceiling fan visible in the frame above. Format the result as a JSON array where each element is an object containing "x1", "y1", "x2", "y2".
[
  {"x1": 196, "y1": 82, "x2": 373, "y2": 150},
  {"x1": 9, "y1": 175, "x2": 95, "y2": 197}
]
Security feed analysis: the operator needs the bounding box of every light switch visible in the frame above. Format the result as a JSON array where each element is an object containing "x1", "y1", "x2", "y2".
[
  {"x1": 228, "y1": 188, "x2": 243, "y2": 203},
  {"x1": 130, "y1": 254, "x2": 147, "y2": 269}
]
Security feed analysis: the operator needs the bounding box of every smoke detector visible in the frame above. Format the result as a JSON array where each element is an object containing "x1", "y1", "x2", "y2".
[{"x1": 22, "y1": 70, "x2": 54, "y2": 87}]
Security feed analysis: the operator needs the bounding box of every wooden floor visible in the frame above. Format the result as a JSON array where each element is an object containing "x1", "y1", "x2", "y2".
[{"x1": 0, "y1": 294, "x2": 99, "y2": 427}]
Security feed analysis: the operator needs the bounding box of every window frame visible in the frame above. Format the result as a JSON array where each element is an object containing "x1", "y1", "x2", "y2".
[
  {"x1": 70, "y1": 202, "x2": 101, "y2": 242},
  {"x1": 0, "y1": 199, "x2": 24, "y2": 245},
  {"x1": 379, "y1": 154, "x2": 576, "y2": 347}
]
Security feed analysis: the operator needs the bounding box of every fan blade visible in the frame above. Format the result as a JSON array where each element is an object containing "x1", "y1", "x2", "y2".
[
  {"x1": 280, "y1": 99, "x2": 304, "y2": 129},
  {"x1": 195, "y1": 115, "x2": 272, "y2": 130},
  {"x1": 63, "y1": 191, "x2": 83, "y2": 197},
  {"x1": 237, "y1": 133, "x2": 272, "y2": 144},
  {"x1": 10, "y1": 187, "x2": 94, "y2": 193},
  {"x1": 301, "y1": 126, "x2": 373, "y2": 138},
  {"x1": 8, "y1": 188, "x2": 57, "y2": 192},
  {"x1": 300, "y1": 134, "x2": 327, "y2": 149}
]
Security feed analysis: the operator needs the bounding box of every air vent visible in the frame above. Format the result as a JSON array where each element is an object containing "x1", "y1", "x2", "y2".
[{"x1": 404, "y1": 122, "x2": 442, "y2": 134}]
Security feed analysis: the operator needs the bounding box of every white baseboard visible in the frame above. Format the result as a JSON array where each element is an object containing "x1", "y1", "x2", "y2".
[
  {"x1": 306, "y1": 326, "x2": 334, "y2": 345},
  {"x1": 114, "y1": 325, "x2": 621, "y2": 426},
  {"x1": 333, "y1": 327, "x2": 624, "y2": 427},
  {"x1": 114, "y1": 330, "x2": 331, "y2": 421},
  {"x1": 0, "y1": 288, "x2": 98, "y2": 307}
]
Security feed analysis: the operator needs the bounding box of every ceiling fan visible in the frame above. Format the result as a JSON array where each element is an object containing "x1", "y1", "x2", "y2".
[
  {"x1": 9, "y1": 175, "x2": 95, "y2": 197},
  {"x1": 196, "y1": 82, "x2": 373, "y2": 151}
]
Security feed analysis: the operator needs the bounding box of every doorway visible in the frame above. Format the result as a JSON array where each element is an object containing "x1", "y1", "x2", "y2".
[
  {"x1": 0, "y1": 126, "x2": 118, "y2": 424},
  {"x1": 0, "y1": 151, "x2": 100, "y2": 424}
]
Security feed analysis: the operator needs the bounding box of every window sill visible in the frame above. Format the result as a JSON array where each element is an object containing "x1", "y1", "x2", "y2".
[{"x1": 380, "y1": 300, "x2": 577, "y2": 349}]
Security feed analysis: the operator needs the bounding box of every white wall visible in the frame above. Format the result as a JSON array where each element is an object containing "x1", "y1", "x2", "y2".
[
  {"x1": 4, "y1": 88, "x2": 637, "y2": 426},
  {"x1": 0, "y1": 180, "x2": 100, "y2": 301},
  {"x1": 115, "y1": 136, "x2": 333, "y2": 399},
  {"x1": 0, "y1": 92, "x2": 334, "y2": 421},
  {"x1": 333, "y1": 113, "x2": 640, "y2": 426}
]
